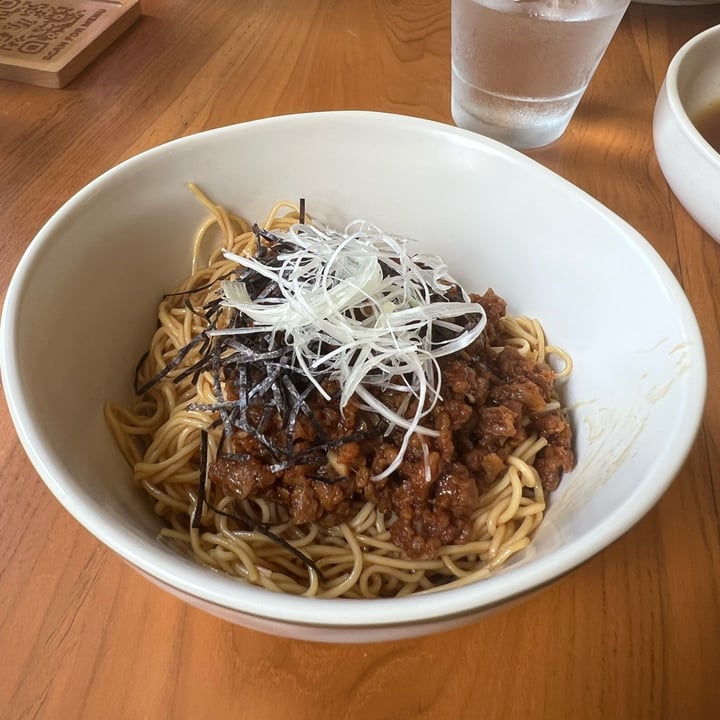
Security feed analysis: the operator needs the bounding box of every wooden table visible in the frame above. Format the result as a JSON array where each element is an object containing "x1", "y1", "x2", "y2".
[{"x1": 2, "y1": 1, "x2": 719, "y2": 717}]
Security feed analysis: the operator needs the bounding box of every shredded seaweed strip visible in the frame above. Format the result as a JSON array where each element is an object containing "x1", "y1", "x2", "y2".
[
  {"x1": 161, "y1": 270, "x2": 236, "y2": 299},
  {"x1": 191, "y1": 430, "x2": 209, "y2": 529},
  {"x1": 134, "y1": 334, "x2": 205, "y2": 395},
  {"x1": 204, "y1": 500, "x2": 324, "y2": 580}
]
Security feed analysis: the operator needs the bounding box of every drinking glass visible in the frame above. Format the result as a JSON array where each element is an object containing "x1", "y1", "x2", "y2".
[{"x1": 451, "y1": 0, "x2": 631, "y2": 149}]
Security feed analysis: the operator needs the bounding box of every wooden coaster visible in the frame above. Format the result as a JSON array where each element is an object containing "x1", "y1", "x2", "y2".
[{"x1": 0, "y1": 0, "x2": 141, "y2": 88}]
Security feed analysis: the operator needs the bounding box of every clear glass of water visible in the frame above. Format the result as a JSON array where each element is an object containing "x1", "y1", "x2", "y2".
[{"x1": 451, "y1": 0, "x2": 631, "y2": 150}]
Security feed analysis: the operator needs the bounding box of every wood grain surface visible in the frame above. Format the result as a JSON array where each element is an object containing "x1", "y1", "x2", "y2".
[{"x1": 1, "y1": 1, "x2": 720, "y2": 718}]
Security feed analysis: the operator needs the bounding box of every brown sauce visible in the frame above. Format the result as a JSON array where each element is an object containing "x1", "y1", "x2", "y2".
[{"x1": 693, "y1": 100, "x2": 720, "y2": 154}]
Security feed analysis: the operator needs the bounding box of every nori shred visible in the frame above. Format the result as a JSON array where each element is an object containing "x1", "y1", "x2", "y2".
[
  {"x1": 191, "y1": 430, "x2": 209, "y2": 529},
  {"x1": 201, "y1": 499, "x2": 325, "y2": 580},
  {"x1": 161, "y1": 270, "x2": 235, "y2": 299},
  {"x1": 134, "y1": 332, "x2": 208, "y2": 395}
]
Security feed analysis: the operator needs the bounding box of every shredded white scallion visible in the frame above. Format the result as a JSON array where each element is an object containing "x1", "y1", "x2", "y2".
[{"x1": 217, "y1": 221, "x2": 487, "y2": 480}]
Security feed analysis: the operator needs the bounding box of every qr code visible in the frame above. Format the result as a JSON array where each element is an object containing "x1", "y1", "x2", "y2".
[{"x1": 0, "y1": 1, "x2": 86, "y2": 55}]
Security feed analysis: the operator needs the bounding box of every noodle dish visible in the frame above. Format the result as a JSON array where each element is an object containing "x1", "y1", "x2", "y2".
[{"x1": 0, "y1": 112, "x2": 705, "y2": 641}]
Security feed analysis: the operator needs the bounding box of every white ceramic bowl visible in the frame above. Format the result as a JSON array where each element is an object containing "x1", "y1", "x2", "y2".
[
  {"x1": 1, "y1": 112, "x2": 706, "y2": 643},
  {"x1": 654, "y1": 23, "x2": 720, "y2": 243}
]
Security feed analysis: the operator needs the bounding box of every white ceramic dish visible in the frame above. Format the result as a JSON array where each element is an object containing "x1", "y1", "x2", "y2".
[
  {"x1": 0, "y1": 112, "x2": 706, "y2": 643},
  {"x1": 654, "y1": 24, "x2": 720, "y2": 243}
]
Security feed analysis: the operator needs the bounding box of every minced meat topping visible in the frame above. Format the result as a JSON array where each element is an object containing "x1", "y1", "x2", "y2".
[{"x1": 208, "y1": 289, "x2": 574, "y2": 560}]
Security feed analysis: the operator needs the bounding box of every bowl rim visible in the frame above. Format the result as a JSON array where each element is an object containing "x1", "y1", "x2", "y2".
[
  {"x1": 0, "y1": 110, "x2": 708, "y2": 628},
  {"x1": 661, "y1": 23, "x2": 720, "y2": 166}
]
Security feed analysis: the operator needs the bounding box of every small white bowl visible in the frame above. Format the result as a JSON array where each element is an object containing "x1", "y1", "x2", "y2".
[
  {"x1": 0, "y1": 112, "x2": 706, "y2": 642},
  {"x1": 654, "y1": 23, "x2": 720, "y2": 243}
]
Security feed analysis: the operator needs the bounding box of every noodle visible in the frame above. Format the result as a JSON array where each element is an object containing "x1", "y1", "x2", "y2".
[{"x1": 105, "y1": 186, "x2": 573, "y2": 598}]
